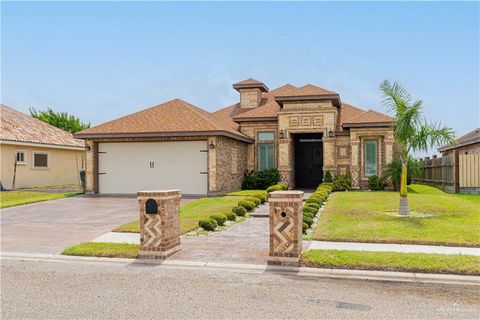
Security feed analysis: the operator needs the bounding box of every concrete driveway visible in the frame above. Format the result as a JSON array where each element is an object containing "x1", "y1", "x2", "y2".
[{"x1": 1, "y1": 195, "x2": 195, "y2": 254}]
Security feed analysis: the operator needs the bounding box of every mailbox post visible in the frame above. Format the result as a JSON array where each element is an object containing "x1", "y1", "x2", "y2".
[
  {"x1": 138, "y1": 190, "x2": 181, "y2": 259},
  {"x1": 267, "y1": 190, "x2": 304, "y2": 266}
]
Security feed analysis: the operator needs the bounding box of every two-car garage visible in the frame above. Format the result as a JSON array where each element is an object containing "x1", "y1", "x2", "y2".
[{"x1": 97, "y1": 141, "x2": 208, "y2": 195}]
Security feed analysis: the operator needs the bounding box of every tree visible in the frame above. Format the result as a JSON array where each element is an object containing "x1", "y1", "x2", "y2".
[
  {"x1": 383, "y1": 155, "x2": 421, "y2": 191},
  {"x1": 380, "y1": 80, "x2": 454, "y2": 215},
  {"x1": 30, "y1": 107, "x2": 90, "y2": 133}
]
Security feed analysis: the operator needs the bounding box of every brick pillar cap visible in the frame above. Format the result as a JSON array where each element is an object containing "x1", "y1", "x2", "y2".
[
  {"x1": 269, "y1": 190, "x2": 304, "y2": 199},
  {"x1": 137, "y1": 190, "x2": 181, "y2": 197}
]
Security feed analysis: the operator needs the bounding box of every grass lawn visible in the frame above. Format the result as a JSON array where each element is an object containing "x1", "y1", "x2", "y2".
[
  {"x1": 226, "y1": 190, "x2": 266, "y2": 196},
  {"x1": 0, "y1": 191, "x2": 80, "y2": 208},
  {"x1": 63, "y1": 242, "x2": 139, "y2": 259},
  {"x1": 113, "y1": 197, "x2": 246, "y2": 234},
  {"x1": 312, "y1": 184, "x2": 480, "y2": 247},
  {"x1": 302, "y1": 250, "x2": 480, "y2": 275}
]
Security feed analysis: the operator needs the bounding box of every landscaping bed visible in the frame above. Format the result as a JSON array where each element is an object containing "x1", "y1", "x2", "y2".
[
  {"x1": 0, "y1": 191, "x2": 81, "y2": 208},
  {"x1": 312, "y1": 184, "x2": 480, "y2": 247},
  {"x1": 302, "y1": 249, "x2": 480, "y2": 275}
]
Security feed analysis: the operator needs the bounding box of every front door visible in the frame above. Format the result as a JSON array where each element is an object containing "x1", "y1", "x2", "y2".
[{"x1": 294, "y1": 134, "x2": 324, "y2": 187}]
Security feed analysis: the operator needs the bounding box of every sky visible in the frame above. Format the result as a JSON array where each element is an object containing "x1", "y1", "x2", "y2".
[{"x1": 2, "y1": 1, "x2": 479, "y2": 155}]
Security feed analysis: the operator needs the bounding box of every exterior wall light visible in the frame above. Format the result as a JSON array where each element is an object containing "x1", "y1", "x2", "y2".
[
  {"x1": 328, "y1": 130, "x2": 335, "y2": 138},
  {"x1": 279, "y1": 129, "x2": 285, "y2": 139},
  {"x1": 209, "y1": 143, "x2": 215, "y2": 149}
]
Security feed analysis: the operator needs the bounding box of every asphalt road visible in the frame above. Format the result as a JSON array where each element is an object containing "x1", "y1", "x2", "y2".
[{"x1": 2, "y1": 258, "x2": 479, "y2": 319}]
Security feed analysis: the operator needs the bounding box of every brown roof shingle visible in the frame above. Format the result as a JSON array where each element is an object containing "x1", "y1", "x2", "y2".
[
  {"x1": 0, "y1": 104, "x2": 85, "y2": 149},
  {"x1": 342, "y1": 109, "x2": 393, "y2": 127},
  {"x1": 75, "y1": 99, "x2": 252, "y2": 142},
  {"x1": 438, "y1": 128, "x2": 480, "y2": 152}
]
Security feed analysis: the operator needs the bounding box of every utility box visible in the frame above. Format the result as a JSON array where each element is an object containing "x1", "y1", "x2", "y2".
[
  {"x1": 267, "y1": 190, "x2": 304, "y2": 266},
  {"x1": 138, "y1": 190, "x2": 181, "y2": 259}
]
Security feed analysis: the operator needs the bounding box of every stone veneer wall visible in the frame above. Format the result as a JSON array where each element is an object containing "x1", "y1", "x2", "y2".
[
  {"x1": 207, "y1": 136, "x2": 248, "y2": 194},
  {"x1": 238, "y1": 121, "x2": 278, "y2": 172}
]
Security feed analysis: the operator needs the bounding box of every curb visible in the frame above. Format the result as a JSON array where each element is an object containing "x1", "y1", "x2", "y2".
[{"x1": 2, "y1": 251, "x2": 479, "y2": 286}]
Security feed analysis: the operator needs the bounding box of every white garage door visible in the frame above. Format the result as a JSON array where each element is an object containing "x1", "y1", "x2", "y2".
[{"x1": 98, "y1": 141, "x2": 208, "y2": 195}]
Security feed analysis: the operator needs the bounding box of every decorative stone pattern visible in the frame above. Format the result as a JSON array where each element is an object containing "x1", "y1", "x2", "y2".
[
  {"x1": 138, "y1": 190, "x2": 181, "y2": 259},
  {"x1": 268, "y1": 191, "x2": 304, "y2": 266},
  {"x1": 239, "y1": 88, "x2": 262, "y2": 108}
]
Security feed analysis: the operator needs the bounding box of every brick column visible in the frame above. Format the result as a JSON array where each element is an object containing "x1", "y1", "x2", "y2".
[
  {"x1": 268, "y1": 190, "x2": 304, "y2": 266},
  {"x1": 138, "y1": 190, "x2": 181, "y2": 259}
]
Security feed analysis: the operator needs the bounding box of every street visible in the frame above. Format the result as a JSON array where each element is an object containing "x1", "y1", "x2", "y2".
[{"x1": 1, "y1": 257, "x2": 479, "y2": 319}]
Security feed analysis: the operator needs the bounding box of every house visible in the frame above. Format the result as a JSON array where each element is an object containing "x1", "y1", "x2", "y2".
[
  {"x1": 75, "y1": 79, "x2": 394, "y2": 195},
  {"x1": 438, "y1": 128, "x2": 480, "y2": 156},
  {"x1": 0, "y1": 104, "x2": 86, "y2": 190}
]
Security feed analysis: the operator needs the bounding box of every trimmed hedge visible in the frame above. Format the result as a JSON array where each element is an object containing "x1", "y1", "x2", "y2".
[
  {"x1": 210, "y1": 214, "x2": 227, "y2": 226},
  {"x1": 247, "y1": 197, "x2": 261, "y2": 207},
  {"x1": 252, "y1": 192, "x2": 268, "y2": 204},
  {"x1": 266, "y1": 183, "x2": 288, "y2": 193},
  {"x1": 224, "y1": 211, "x2": 237, "y2": 221},
  {"x1": 303, "y1": 222, "x2": 309, "y2": 233},
  {"x1": 303, "y1": 215, "x2": 313, "y2": 227},
  {"x1": 303, "y1": 206, "x2": 317, "y2": 215},
  {"x1": 199, "y1": 218, "x2": 217, "y2": 231},
  {"x1": 304, "y1": 203, "x2": 320, "y2": 211},
  {"x1": 232, "y1": 206, "x2": 247, "y2": 217},
  {"x1": 238, "y1": 200, "x2": 256, "y2": 211},
  {"x1": 306, "y1": 196, "x2": 323, "y2": 205},
  {"x1": 303, "y1": 211, "x2": 314, "y2": 219}
]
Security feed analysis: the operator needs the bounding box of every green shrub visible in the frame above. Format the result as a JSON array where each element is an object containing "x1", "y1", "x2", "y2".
[
  {"x1": 303, "y1": 222, "x2": 309, "y2": 233},
  {"x1": 304, "y1": 203, "x2": 320, "y2": 211},
  {"x1": 247, "y1": 197, "x2": 261, "y2": 207},
  {"x1": 210, "y1": 214, "x2": 227, "y2": 226},
  {"x1": 306, "y1": 196, "x2": 323, "y2": 205},
  {"x1": 224, "y1": 211, "x2": 237, "y2": 221},
  {"x1": 303, "y1": 211, "x2": 314, "y2": 219},
  {"x1": 232, "y1": 206, "x2": 247, "y2": 217},
  {"x1": 332, "y1": 172, "x2": 352, "y2": 191},
  {"x1": 242, "y1": 168, "x2": 281, "y2": 190},
  {"x1": 324, "y1": 170, "x2": 333, "y2": 183},
  {"x1": 303, "y1": 215, "x2": 313, "y2": 227},
  {"x1": 252, "y1": 192, "x2": 268, "y2": 204},
  {"x1": 266, "y1": 183, "x2": 288, "y2": 193},
  {"x1": 238, "y1": 200, "x2": 256, "y2": 211},
  {"x1": 199, "y1": 218, "x2": 217, "y2": 231},
  {"x1": 368, "y1": 175, "x2": 386, "y2": 191},
  {"x1": 303, "y1": 206, "x2": 317, "y2": 215}
]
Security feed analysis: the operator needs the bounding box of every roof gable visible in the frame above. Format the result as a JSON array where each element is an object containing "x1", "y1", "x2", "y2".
[
  {"x1": 75, "y1": 99, "x2": 252, "y2": 142},
  {"x1": 0, "y1": 104, "x2": 85, "y2": 149}
]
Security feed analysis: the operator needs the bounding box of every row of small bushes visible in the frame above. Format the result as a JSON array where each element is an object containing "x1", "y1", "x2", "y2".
[
  {"x1": 302, "y1": 182, "x2": 333, "y2": 233},
  {"x1": 199, "y1": 192, "x2": 267, "y2": 231}
]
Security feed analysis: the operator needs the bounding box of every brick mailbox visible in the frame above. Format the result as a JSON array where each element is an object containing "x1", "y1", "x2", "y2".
[
  {"x1": 138, "y1": 190, "x2": 181, "y2": 259},
  {"x1": 267, "y1": 190, "x2": 304, "y2": 266}
]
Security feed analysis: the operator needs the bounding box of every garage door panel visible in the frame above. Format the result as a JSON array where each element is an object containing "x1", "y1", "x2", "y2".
[{"x1": 98, "y1": 141, "x2": 208, "y2": 195}]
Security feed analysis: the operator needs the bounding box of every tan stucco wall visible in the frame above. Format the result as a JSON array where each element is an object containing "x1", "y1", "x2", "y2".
[{"x1": 0, "y1": 143, "x2": 85, "y2": 190}]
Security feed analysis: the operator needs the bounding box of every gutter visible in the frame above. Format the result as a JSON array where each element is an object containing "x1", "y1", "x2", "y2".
[{"x1": 438, "y1": 137, "x2": 480, "y2": 152}]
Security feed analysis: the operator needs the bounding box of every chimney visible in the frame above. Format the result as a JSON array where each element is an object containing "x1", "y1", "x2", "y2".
[{"x1": 233, "y1": 78, "x2": 269, "y2": 109}]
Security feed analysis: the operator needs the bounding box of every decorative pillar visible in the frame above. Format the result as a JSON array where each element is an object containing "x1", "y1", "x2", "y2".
[
  {"x1": 350, "y1": 140, "x2": 360, "y2": 189},
  {"x1": 278, "y1": 137, "x2": 294, "y2": 187},
  {"x1": 268, "y1": 190, "x2": 304, "y2": 266},
  {"x1": 322, "y1": 136, "x2": 336, "y2": 174},
  {"x1": 138, "y1": 190, "x2": 181, "y2": 259}
]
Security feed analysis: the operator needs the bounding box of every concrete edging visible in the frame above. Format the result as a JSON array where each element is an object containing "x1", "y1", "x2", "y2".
[{"x1": 2, "y1": 251, "x2": 479, "y2": 286}]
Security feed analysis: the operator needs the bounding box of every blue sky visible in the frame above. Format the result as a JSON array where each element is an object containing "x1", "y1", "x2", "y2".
[{"x1": 2, "y1": 1, "x2": 479, "y2": 151}]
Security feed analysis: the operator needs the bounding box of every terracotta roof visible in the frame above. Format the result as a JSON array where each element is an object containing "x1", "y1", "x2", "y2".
[
  {"x1": 233, "y1": 78, "x2": 269, "y2": 92},
  {"x1": 438, "y1": 128, "x2": 480, "y2": 152},
  {"x1": 75, "y1": 99, "x2": 253, "y2": 142},
  {"x1": 0, "y1": 104, "x2": 85, "y2": 149},
  {"x1": 342, "y1": 109, "x2": 393, "y2": 127},
  {"x1": 280, "y1": 84, "x2": 337, "y2": 96}
]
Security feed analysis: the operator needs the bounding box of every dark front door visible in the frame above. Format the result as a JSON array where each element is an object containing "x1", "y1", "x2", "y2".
[{"x1": 294, "y1": 134, "x2": 324, "y2": 187}]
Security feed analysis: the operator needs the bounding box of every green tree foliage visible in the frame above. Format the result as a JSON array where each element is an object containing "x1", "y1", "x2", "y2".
[
  {"x1": 380, "y1": 80, "x2": 454, "y2": 215},
  {"x1": 30, "y1": 107, "x2": 90, "y2": 133}
]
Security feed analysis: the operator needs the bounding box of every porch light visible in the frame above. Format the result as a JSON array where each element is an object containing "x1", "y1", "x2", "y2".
[
  {"x1": 209, "y1": 143, "x2": 215, "y2": 149},
  {"x1": 328, "y1": 130, "x2": 335, "y2": 138},
  {"x1": 279, "y1": 129, "x2": 285, "y2": 139}
]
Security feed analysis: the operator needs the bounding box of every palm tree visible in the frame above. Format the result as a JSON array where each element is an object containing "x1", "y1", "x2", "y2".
[{"x1": 380, "y1": 80, "x2": 454, "y2": 216}]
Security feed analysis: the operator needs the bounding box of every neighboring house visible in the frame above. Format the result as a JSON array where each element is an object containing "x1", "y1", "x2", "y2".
[
  {"x1": 75, "y1": 78, "x2": 394, "y2": 195},
  {"x1": 0, "y1": 104, "x2": 86, "y2": 190},
  {"x1": 438, "y1": 128, "x2": 480, "y2": 156}
]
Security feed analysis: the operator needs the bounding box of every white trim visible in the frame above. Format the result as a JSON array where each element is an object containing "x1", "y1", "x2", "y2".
[
  {"x1": 32, "y1": 151, "x2": 50, "y2": 169},
  {"x1": 1, "y1": 140, "x2": 85, "y2": 151},
  {"x1": 15, "y1": 149, "x2": 27, "y2": 165}
]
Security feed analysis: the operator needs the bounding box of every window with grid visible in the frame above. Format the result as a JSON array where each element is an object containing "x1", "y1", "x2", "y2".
[
  {"x1": 33, "y1": 152, "x2": 49, "y2": 168},
  {"x1": 364, "y1": 140, "x2": 378, "y2": 176},
  {"x1": 257, "y1": 132, "x2": 275, "y2": 170}
]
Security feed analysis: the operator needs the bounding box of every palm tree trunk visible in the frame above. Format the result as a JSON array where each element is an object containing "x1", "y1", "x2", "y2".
[{"x1": 398, "y1": 162, "x2": 409, "y2": 216}]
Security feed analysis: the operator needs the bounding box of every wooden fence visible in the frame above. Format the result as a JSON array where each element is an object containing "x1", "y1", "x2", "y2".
[{"x1": 417, "y1": 153, "x2": 480, "y2": 194}]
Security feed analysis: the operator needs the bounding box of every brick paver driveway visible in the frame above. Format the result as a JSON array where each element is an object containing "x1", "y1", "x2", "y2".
[{"x1": 1, "y1": 195, "x2": 195, "y2": 254}]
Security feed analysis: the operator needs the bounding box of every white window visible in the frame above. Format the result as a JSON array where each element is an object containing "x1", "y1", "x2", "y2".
[
  {"x1": 33, "y1": 152, "x2": 49, "y2": 168},
  {"x1": 15, "y1": 151, "x2": 26, "y2": 164},
  {"x1": 364, "y1": 140, "x2": 378, "y2": 176}
]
